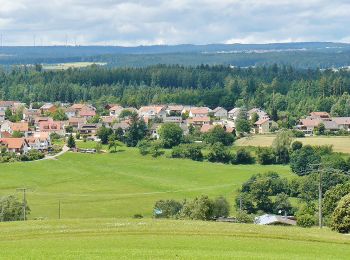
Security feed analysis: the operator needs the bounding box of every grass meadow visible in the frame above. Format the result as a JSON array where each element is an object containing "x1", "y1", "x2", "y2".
[
  {"x1": 0, "y1": 218, "x2": 349, "y2": 259},
  {"x1": 235, "y1": 135, "x2": 350, "y2": 153},
  {"x1": 0, "y1": 148, "x2": 291, "y2": 220}
]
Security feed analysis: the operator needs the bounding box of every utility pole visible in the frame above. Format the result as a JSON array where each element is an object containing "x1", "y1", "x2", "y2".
[{"x1": 16, "y1": 188, "x2": 27, "y2": 221}]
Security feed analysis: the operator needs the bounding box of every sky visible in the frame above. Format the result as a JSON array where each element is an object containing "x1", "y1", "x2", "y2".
[{"x1": 0, "y1": 0, "x2": 349, "y2": 46}]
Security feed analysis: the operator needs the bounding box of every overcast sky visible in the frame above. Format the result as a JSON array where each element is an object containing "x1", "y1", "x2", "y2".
[{"x1": 0, "y1": 0, "x2": 349, "y2": 46}]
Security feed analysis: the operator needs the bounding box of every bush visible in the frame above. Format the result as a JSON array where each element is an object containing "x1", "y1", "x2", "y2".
[
  {"x1": 20, "y1": 150, "x2": 45, "y2": 161},
  {"x1": 212, "y1": 196, "x2": 230, "y2": 218},
  {"x1": 133, "y1": 214, "x2": 143, "y2": 219},
  {"x1": 179, "y1": 195, "x2": 214, "y2": 220},
  {"x1": 296, "y1": 203, "x2": 317, "y2": 227},
  {"x1": 137, "y1": 140, "x2": 152, "y2": 155},
  {"x1": 172, "y1": 144, "x2": 203, "y2": 161},
  {"x1": 232, "y1": 148, "x2": 254, "y2": 164},
  {"x1": 204, "y1": 125, "x2": 234, "y2": 146},
  {"x1": 256, "y1": 147, "x2": 276, "y2": 165},
  {"x1": 0, "y1": 195, "x2": 30, "y2": 222},
  {"x1": 153, "y1": 200, "x2": 183, "y2": 218},
  {"x1": 235, "y1": 210, "x2": 254, "y2": 223},
  {"x1": 292, "y1": 130, "x2": 305, "y2": 138},
  {"x1": 331, "y1": 194, "x2": 350, "y2": 233},
  {"x1": 297, "y1": 214, "x2": 316, "y2": 228},
  {"x1": 291, "y1": 141, "x2": 303, "y2": 151},
  {"x1": 207, "y1": 142, "x2": 232, "y2": 163}
]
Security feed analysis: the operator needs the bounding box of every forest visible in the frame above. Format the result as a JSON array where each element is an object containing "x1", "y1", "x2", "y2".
[{"x1": 1, "y1": 64, "x2": 350, "y2": 122}]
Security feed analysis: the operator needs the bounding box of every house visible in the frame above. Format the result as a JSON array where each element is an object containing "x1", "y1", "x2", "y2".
[
  {"x1": 255, "y1": 214, "x2": 296, "y2": 226},
  {"x1": 164, "y1": 117, "x2": 182, "y2": 123},
  {"x1": 68, "y1": 117, "x2": 87, "y2": 129},
  {"x1": 39, "y1": 120, "x2": 65, "y2": 135},
  {"x1": 0, "y1": 111, "x2": 5, "y2": 122},
  {"x1": 112, "y1": 121, "x2": 130, "y2": 133},
  {"x1": 0, "y1": 138, "x2": 30, "y2": 154},
  {"x1": 296, "y1": 118, "x2": 323, "y2": 136},
  {"x1": 40, "y1": 103, "x2": 57, "y2": 114},
  {"x1": 138, "y1": 105, "x2": 167, "y2": 120},
  {"x1": 26, "y1": 132, "x2": 51, "y2": 151},
  {"x1": 0, "y1": 121, "x2": 30, "y2": 136},
  {"x1": 212, "y1": 107, "x2": 228, "y2": 119},
  {"x1": 309, "y1": 111, "x2": 331, "y2": 120},
  {"x1": 189, "y1": 107, "x2": 211, "y2": 118},
  {"x1": 64, "y1": 107, "x2": 77, "y2": 118},
  {"x1": 101, "y1": 116, "x2": 116, "y2": 126},
  {"x1": 248, "y1": 108, "x2": 269, "y2": 121},
  {"x1": 187, "y1": 116, "x2": 211, "y2": 127},
  {"x1": 22, "y1": 109, "x2": 41, "y2": 123},
  {"x1": 0, "y1": 101, "x2": 22, "y2": 113},
  {"x1": 228, "y1": 108, "x2": 241, "y2": 121},
  {"x1": 333, "y1": 117, "x2": 350, "y2": 132},
  {"x1": 109, "y1": 105, "x2": 124, "y2": 117},
  {"x1": 253, "y1": 118, "x2": 277, "y2": 134},
  {"x1": 105, "y1": 104, "x2": 119, "y2": 110},
  {"x1": 78, "y1": 107, "x2": 96, "y2": 120},
  {"x1": 78, "y1": 124, "x2": 100, "y2": 136},
  {"x1": 166, "y1": 105, "x2": 184, "y2": 116}
]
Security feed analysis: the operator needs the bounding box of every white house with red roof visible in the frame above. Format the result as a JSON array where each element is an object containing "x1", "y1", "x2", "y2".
[
  {"x1": 0, "y1": 138, "x2": 30, "y2": 154},
  {"x1": 188, "y1": 107, "x2": 211, "y2": 118},
  {"x1": 138, "y1": 105, "x2": 167, "y2": 119},
  {"x1": 254, "y1": 118, "x2": 277, "y2": 134}
]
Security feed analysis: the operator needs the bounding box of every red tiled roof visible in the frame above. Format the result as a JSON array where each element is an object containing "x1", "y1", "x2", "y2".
[
  {"x1": 11, "y1": 122, "x2": 29, "y2": 132},
  {"x1": 0, "y1": 138, "x2": 27, "y2": 149},
  {"x1": 255, "y1": 118, "x2": 270, "y2": 125}
]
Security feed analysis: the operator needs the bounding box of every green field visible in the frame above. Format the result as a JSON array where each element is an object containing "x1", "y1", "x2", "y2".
[
  {"x1": 42, "y1": 62, "x2": 107, "y2": 70},
  {"x1": 236, "y1": 135, "x2": 350, "y2": 153},
  {"x1": 0, "y1": 218, "x2": 349, "y2": 259},
  {"x1": 0, "y1": 148, "x2": 291, "y2": 219}
]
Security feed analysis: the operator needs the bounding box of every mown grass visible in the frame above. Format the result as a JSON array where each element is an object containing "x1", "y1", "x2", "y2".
[
  {"x1": 0, "y1": 148, "x2": 291, "y2": 219},
  {"x1": 235, "y1": 135, "x2": 350, "y2": 153},
  {"x1": 0, "y1": 218, "x2": 349, "y2": 259}
]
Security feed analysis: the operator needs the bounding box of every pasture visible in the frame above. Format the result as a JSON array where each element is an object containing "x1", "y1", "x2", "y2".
[
  {"x1": 0, "y1": 148, "x2": 291, "y2": 220},
  {"x1": 0, "y1": 218, "x2": 349, "y2": 259},
  {"x1": 42, "y1": 62, "x2": 106, "y2": 70},
  {"x1": 235, "y1": 135, "x2": 350, "y2": 153}
]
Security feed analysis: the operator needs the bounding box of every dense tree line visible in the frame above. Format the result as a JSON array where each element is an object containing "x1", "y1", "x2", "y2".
[{"x1": 1, "y1": 65, "x2": 350, "y2": 119}]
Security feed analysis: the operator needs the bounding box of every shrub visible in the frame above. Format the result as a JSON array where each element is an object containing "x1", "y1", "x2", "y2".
[
  {"x1": 137, "y1": 140, "x2": 152, "y2": 155},
  {"x1": 296, "y1": 203, "x2": 317, "y2": 227},
  {"x1": 291, "y1": 141, "x2": 303, "y2": 151},
  {"x1": 153, "y1": 199, "x2": 183, "y2": 219},
  {"x1": 232, "y1": 148, "x2": 254, "y2": 164},
  {"x1": 323, "y1": 183, "x2": 350, "y2": 216},
  {"x1": 133, "y1": 214, "x2": 143, "y2": 219},
  {"x1": 212, "y1": 196, "x2": 230, "y2": 218},
  {"x1": 331, "y1": 194, "x2": 350, "y2": 233},
  {"x1": 171, "y1": 144, "x2": 203, "y2": 161},
  {"x1": 256, "y1": 147, "x2": 276, "y2": 165},
  {"x1": 297, "y1": 214, "x2": 316, "y2": 228},
  {"x1": 207, "y1": 142, "x2": 232, "y2": 164},
  {"x1": 235, "y1": 210, "x2": 254, "y2": 223},
  {"x1": 180, "y1": 195, "x2": 214, "y2": 220},
  {"x1": 204, "y1": 125, "x2": 234, "y2": 146},
  {"x1": 0, "y1": 195, "x2": 30, "y2": 222},
  {"x1": 20, "y1": 150, "x2": 45, "y2": 161},
  {"x1": 292, "y1": 129, "x2": 305, "y2": 138}
]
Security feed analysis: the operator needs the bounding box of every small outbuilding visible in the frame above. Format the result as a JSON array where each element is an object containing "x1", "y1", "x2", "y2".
[{"x1": 255, "y1": 214, "x2": 296, "y2": 226}]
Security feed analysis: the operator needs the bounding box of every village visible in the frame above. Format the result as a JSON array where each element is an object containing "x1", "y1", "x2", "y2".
[{"x1": 0, "y1": 100, "x2": 350, "y2": 155}]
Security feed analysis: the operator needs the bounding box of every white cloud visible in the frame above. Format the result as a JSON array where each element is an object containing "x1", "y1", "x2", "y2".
[{"x1": 0, "y1": 0, "x2": 349, "y2": 45}]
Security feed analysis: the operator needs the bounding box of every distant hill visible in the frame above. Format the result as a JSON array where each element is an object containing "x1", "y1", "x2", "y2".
[{"x1": 0, "y1": 42, "x2": 350, "y2": 68}]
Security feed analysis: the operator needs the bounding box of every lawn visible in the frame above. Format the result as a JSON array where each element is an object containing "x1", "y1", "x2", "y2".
[
  {"x1": 235, "y1": 135, "x2": 350, "y2": 153},
  {"x1": 0, "y1": 148, "x2": 291, "y2": 219},
  {"x1": 0, "y1": 218, "x2": 349, "y2": 259}
]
